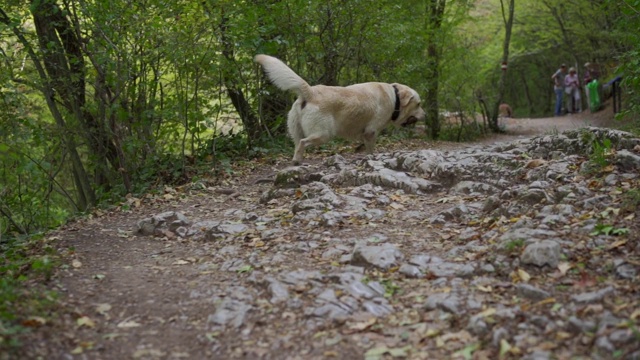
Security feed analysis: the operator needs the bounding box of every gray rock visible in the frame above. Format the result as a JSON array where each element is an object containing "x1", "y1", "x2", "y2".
[
  {"x1": 571, "y1": 286, "x2": 615, "y2": 303},
  {"x1": 516, "y1": 283, "x2": 551, "y2": 301},
  {"x1": 615, "y1": 263, "x2": 637, "y2": 279},
  {"x1": 521, "y1": 350, "x2": 552, "y2": 360},
  {"x1": 408, "y1": 254, "x2": 432, "y2": 268},
  {"x1": 350, "y1": 243, "x2": 404, "y2": 270},
  {"x1": 424, "y1": 293, "x2": 449, "y2": 311},
  {"x1": 609, "y1": 329, "x2": 634, "y2": 344},
  {"x1": 492, "y1": 327, "x2": 509, "y2": 347},
  {"x1": 595, "y1": 335, "x2": 616, "y2": 353},
  {"x1": 344, "y1": 281, "x2": 378, "y2": 300},
  {"x1": 362, "y1": 300, "x2": 394, "y2": 317},
  {"x1": 399, "y1": 264, "x2": 422, "y2": 278},
  {"x1": 499, "y1": 228, "x2": 557, "y2": 247},
  {"x1": 616, "y1": 149, "x2": 640, "y2": 171},
  {"x1": 209, "y1": 299, "x2": 252, "y2": 328},
  {"x1": 521, "y1": 240, "x2": 561, "y2": 267},
  {"x1": 424, "y1": 262, "x2": 475, "y2": 278},
  {"x1": 451, "y1": 181, "x2": 499, "y2": 195},
  {"x1": 267, "y1": 279, "x2": 290, "y2": 304},
  {"x1": 137, "y1": 211, "x2": 190, "y2": 236},
  {"x1": 567, "y1": 316, "x2": 596, "y2": 334},
  {"x1": 467, "y1": 314, "x2": 490, "y2": 336},
  {"x1": 518, "y1": 188, "x2": 549, "y2": 205}
]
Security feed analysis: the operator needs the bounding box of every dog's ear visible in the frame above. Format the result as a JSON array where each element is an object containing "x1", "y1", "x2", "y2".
[{"x1": 396, "y1": 85, "x2": 415, "y2": 107}]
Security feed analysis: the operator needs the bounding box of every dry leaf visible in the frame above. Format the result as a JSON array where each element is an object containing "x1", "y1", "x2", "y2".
[
  {"x1": 476, "y1": 285, "x2": 492, "y2": 293},
  {"x1": 476, "y1": 308, "x2": 497, "y2": 318},
  {"x1": 96, "y1": 303, "x2": 112, "y2": 316},
  {"x1": 22, "y1": 316, "x2": 47, "y2": 327},
  {"x1": 608, "y1": 239, "x2": 628, "y2": 250},
  {"x1": 389, "y1": 203, "x2": 405, "y2": 210},
  {"x1": 172, "y1": 259, "x2": 190, "y2": 265},
  {"x1": 525, "y1": 159, "x2": 547, "y2": 168},
  {"x1": 347, "y1": 317, "x2": 377, "y2": 332},
  {"x1": 518, "y1": 269, "x2": 531, "y2": 282},
  {"x1": 77, "y1": 316, "x2": 96, "y2": 328},
  {"x1": 117, "y1": 320, "x2": 141, "y2": 328},
  {"x1": 72, "y1": 259, "x2": 82, "y2": 268},
  {"x1": 557, "y1": 262, "x2": 572, "y2": 276}
]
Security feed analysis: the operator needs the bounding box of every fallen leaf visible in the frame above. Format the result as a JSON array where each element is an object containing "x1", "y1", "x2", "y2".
[
  {"x1": 525, "y1": 159, "x2": 547, "y2": 168},
  {"x1": 77, "y1": 316, "x2": 96, "y2": 328},
  {"x1": 347, "y1": 317, "x2": 377, "y2": 332},
  {"x1": 517, "y1": 269, "x2": 531, "y2": 282},
  {"x1": 608, "y1": 239, "x2": 628, "y2": 250},
  {"x1": 22, "y1": 316, "x2": 46, "y2": 327},
  {"x1": 389, "y1": 203, "x2": 405, "y2": 210},
  {"x1": 70, "y1": 347, "x2": 84, "y2": 355},
  {"x1": 365, "y1": 346, "x2": 389, "y2": 360},
  {"x1": 72, "y1": 259, "x2": 82, "y2": 268},
  {"x1": 557, "y1": 262, "x2": 572, "y2": 276},
  {"x1": 425, "y1": 328, "x2": 440, "y2": 338},
  {"x1": 499, "y1": 339, "x2": 512, "y2": 357},
  {"x1": 93, "y1": 274, "x2": 106, "y2": 280},
  {"x1": 172, "y1": 259, "x2": 190, "y2": 265},
  {"x1": 103, "y1": 333, "x2": 123, "y2": 340},
  {"x1": 453, "y1": 342, "x2": 479, "y2": 360},
  {"x1": 476, "y1": 308, "x2": 497, "y2": 318},
  {"x1": 476, "y1": 285, "x2": 492, "y2": 293},
  {"x1": 96, "y1": 303, "x2": 112, "y2": 316},
  {"x1": 117, "y1": 320, "x2": 141, "y2": 328}
]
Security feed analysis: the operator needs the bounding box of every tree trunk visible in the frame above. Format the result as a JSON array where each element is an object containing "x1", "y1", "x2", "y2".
[
  {"x1": 0, "y1": 6, "x2": 96, "y2": 209},
  {"x1": 30, "y1": 0, "x2": 130, "y2": 191},
  {"x1": 425, "y1": 0, "x2": 446, "y2": 139},
  {"x1": 489, "y1": 0, "x2": 515, "y2": 132},
  {"x1": 218, "y1": 9, "x2": 261, "y2": 142}
]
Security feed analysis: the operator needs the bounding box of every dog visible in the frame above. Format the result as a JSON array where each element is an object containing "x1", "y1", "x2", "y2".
[{"x1": 255, "y1": 55, "x2": 425, "y2": 164}]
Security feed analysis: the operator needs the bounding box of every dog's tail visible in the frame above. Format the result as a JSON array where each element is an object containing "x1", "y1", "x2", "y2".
[{"x1": 255, "y1": 55, "x2": 313, "y2": 100}]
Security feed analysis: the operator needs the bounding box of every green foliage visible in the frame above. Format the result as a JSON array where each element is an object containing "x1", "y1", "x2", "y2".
[
  {"x1": 503, "y1": 238, "x2": 525, "y2": 253},
  {"x1": 621, "y1": 188, "x2": 640, "y2": 213},
  {"x1": 1, "y1": 0, "x2": 638, "y2": 241},
  {"x1": 590, "y1": 138, "x2": 613, "y2": 168},
  {"x1": 0, "y1": 235, "x2": 59, "y2": 352},
  {"x1": 590, "y1": 224, "x2": 629, "y2": 236}
]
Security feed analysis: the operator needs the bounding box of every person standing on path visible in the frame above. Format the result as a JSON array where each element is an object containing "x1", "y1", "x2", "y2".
[
  {"x1": 565, "y1": 67, "x2": 582, "y2": 113},
  {"x1": 551, "y1": 64, "x2": 567, "y2": 116}
]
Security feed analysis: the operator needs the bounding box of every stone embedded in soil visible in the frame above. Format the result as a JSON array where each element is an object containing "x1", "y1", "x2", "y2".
[
  {"x1": 571, "y1": 286, "x2": 615, "y2": 303},
  {"x1": 136, "y1": 211, "x2": 190, "y2": 236},
  {"x1": 516, "y1": 283, "x2": 551, "y2": 301},
  {"x1": 520, "y1": 240, "x2": 561, "y2": 267},
  {"x1": 106, "y1": 127, "x2": 640, "y2": 359},
  {"x1": 208, "y1": 298, "x2": 252, "y2": 328},
  {"x1": 350, "y1": 243, "x2": 404, "y2": 270}
]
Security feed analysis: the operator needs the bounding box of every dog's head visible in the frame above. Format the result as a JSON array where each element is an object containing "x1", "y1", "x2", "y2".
[{"x1": 392, "y1": 84, "x2": 426, "y2": 127}]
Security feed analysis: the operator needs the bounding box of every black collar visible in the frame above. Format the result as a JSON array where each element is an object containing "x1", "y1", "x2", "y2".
[{"x1": 391, "y1": 86, "x2": 400, "y2": 121}]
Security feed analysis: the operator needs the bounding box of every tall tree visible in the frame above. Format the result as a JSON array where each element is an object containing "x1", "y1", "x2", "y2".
[
  {"x1": 489, "y1": 0, "x2": 515, "y2": 131},
  {"x1": 424, "y1": 0, "x2": 447, "y2": 139}
]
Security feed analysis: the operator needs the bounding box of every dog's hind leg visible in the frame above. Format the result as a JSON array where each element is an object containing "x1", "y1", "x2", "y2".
[{"x1": 293, "y1": 133, "x2": 330, "y2": 164}]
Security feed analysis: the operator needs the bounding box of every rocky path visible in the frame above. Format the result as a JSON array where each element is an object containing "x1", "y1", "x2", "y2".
[{"x1": 20, "y1": 112, "x2": 640, "y2": 360}]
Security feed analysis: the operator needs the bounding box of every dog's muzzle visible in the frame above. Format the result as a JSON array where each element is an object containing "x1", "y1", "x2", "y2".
[{"x1": 402, "y1": 116, "x2": 419, "y2": 127}]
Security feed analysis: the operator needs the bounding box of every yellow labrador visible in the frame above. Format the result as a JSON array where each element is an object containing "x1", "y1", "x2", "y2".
[{"x1": 255, "y1": 55, "x2": 425, "y2": 164}]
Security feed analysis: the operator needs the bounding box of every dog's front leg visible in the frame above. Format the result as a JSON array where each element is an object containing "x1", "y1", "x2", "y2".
[{"x1": 362, "y1": 129, "x2": 377, "y2": 154}]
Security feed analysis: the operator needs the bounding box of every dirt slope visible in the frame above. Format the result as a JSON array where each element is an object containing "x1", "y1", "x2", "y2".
[{"x1": 14, "y1": 104, "x2": 640, "y2": 360}]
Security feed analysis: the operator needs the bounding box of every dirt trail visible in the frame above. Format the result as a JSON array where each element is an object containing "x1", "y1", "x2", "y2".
[{"x1": 19, "y1": 104, "x2": 638, "y2": 360}]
